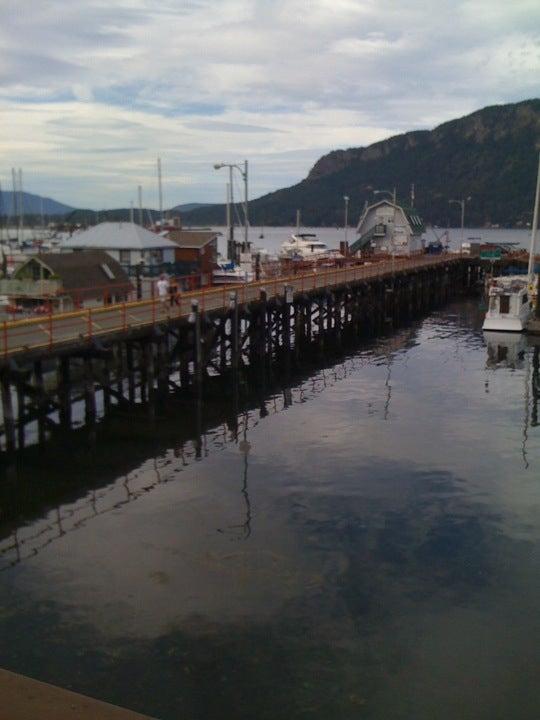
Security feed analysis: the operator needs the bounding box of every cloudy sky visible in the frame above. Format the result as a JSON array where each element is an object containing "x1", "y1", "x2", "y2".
[{"x1": 1, "y1": 0, "x2": 539, "y2": 210}]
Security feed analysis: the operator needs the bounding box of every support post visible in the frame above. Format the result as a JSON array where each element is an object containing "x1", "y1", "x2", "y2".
[{"x1": 1, "y1": 376, "x2": 15, "y2": 452}]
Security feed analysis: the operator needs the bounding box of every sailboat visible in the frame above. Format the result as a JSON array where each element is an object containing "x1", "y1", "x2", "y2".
[{"x1": 482, "y1": 153, "x2": 540, "y2": 332}]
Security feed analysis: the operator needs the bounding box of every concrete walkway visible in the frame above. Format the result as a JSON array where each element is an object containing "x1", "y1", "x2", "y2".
[{"x1": 0, "y1": 669, "x2": 156, "y2": 720}]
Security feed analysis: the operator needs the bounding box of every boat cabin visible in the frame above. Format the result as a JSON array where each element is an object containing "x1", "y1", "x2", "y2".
[{"x1": 482, "y1": 276, "x2": 532, "y2": 332}]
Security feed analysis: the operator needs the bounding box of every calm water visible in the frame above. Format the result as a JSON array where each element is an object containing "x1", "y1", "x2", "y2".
[
  {"x1": 0, "y1": 299, "x2": 539, "y2": 719},
  {"x1": 210, "y1": 225, "x2": 532, "y2": 256}
]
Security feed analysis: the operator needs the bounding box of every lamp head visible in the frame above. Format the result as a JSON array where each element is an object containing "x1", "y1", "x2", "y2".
[{"x1": 213, "y1": 163, "x2": 223, "y2": 170}]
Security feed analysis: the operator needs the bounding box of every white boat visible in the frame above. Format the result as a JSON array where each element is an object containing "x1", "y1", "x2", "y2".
[
  {"x1": 213, "y1": 260, "x2": 253, "y2": 285},
  {"x1": 482, "y1": 276, "x2": 533, "y2": 332},
  {"x1": 482, "y1": 151, "x2": 540, "y2": 333},
  {"x1": 279, "y1": 233, "x2": 336, "y2": 260}
]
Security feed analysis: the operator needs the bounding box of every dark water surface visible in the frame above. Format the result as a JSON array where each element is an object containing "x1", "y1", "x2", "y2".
[{"x1": 0, "y1": 299, "x2": 539, "y2": 719}]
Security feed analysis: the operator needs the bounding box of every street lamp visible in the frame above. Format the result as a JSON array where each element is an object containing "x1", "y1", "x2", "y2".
[
  {"x1": 374, "y1": 188, "x2": 396, "y2": 204},
  {"x1": 449, "y1": 196, "x2": 471, "y2": 244},
  {"x1": 343, "y1": 195, "x2": 349, "y2": 246},
  {"x1": 214, "y1": 161, "x2": 249, "y2": 254}
]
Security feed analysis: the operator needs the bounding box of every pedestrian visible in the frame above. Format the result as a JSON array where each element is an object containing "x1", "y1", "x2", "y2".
[{"x1": 156, "y1": 273, "x2": 170, "y2": 312}]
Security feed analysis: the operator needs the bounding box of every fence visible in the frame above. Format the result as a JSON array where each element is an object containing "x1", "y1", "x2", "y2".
[{"x1": 0, "y1": 254, "x2": 463, "y2": 359}]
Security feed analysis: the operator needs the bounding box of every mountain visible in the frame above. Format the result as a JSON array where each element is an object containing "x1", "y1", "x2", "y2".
[
  {"x1": 181, "y1": 99, "x2": 540, "y2": 228},
  {"x1": 170, "y1": 202, "x2": 216, "y2": 213},
  {"x1": 0, "y1": 190, "x2": 74, "y2": 217}
]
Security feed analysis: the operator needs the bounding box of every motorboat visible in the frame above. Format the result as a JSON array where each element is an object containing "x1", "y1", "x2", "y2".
[
  {"x1": 212, "y1": 260, "x2": 253, "y2": 285},
  {"x1": 279, "y1": 233, "x2": 335, "y2": 260},
  {"x1": 482, "y1": 276, "x2": 533, "y2": 332},
  {"x1": 482, "y1": 152, "x2": 540, "y2": 332}
]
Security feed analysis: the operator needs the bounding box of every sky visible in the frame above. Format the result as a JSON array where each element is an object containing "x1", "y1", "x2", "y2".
[{"x1": 1, "y1": 0, "x2": 539, "y2": 210}]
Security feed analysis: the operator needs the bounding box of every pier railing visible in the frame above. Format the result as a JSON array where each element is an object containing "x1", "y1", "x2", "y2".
[{"x1": 0, "y1": 253, "x2": 463, "y2": 359}]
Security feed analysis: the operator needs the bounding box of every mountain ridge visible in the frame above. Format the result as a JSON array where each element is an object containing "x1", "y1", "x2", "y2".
[{"x1": 181, "y1": 98, "x2": 540, "y2": 228}]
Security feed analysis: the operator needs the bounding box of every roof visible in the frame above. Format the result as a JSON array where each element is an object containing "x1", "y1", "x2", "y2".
[
  {"x1": 356, "y1": 200, "x2": 425, "y2": 235},
  {"x1": 166, "y1": 230, "x2": 219, "y2": 249},
  {"x1": 62, "y1": 222, "x2": 178, "y2": 251},
  {"x1": 16, "y1": 250, "x2": 133, "y2": 299}
]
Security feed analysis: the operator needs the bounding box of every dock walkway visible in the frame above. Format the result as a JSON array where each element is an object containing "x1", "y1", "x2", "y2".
[
  {"x1": 0, "y1": 254, "x2": 465, "y2": 361},
  {"x1": 0, "y1": 668, "x2": 155, "y2": 720}
]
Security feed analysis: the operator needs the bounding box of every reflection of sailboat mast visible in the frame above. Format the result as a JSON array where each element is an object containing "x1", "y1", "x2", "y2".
[
  {"x1": 384, "y1": 353, "x2": 393, "y2": 420},
  {"x1": 229, "y1": 409, "x2": 252, "y2": 539},
  {"x1": 532, "y1": 347, "x2": 539, "y2": 427},
  {"x1": 521, "y1": 348, "x2": 531, "y2": 469}
]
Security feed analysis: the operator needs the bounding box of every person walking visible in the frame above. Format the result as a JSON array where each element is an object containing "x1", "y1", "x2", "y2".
[{"x1": 156, "y1": 273, "x2": 170, "y2": 313}]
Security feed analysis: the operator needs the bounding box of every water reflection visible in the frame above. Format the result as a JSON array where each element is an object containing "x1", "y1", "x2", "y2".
[{"x1": 0, "y1": 301, "x2": 539, "y2": 720}]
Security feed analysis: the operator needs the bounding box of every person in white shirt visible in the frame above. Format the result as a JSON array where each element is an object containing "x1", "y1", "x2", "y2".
[{"x1": 156, "y1": 274, "x2": 169, "y2": 311}]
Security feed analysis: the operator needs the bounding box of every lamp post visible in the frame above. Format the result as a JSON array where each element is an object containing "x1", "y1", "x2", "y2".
[
  {"x1": 343, "y1": 195, "x2": 349, "y2": 246},
  {"x1": 214, "y1": 161, "x2": 249, "y2": 257},
  {"x1": 449, "y1": 196, "x2": 471, "y2": 245}
]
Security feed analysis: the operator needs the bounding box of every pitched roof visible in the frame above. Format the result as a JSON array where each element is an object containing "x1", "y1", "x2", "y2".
[
  {"x1": 62, "y1": 222, "x2": 178, "y2": 250},
  {"x1": 17, "y1": 250, "x2": 133, "y2": 299},
  {"x1": 166, "y1": 230, "x2": 219, "y2": 248}
]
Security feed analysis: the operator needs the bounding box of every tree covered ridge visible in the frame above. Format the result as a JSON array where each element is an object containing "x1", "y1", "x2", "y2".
[{"x1": 182, "y1": 99, "x2": 540, "y2": 228}]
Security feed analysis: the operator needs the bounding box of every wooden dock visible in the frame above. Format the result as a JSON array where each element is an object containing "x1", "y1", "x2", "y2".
[
  {"x1": 0, "y1": 254, "x2": 480, "y2": 452},
  {"x1": 0, "y1": 668, "x2": 155, "y2": 720}
]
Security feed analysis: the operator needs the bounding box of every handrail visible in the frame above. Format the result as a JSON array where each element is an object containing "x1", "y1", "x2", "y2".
[{"x1": 0, "y1": 253, "x2": 464, "y2": 358}]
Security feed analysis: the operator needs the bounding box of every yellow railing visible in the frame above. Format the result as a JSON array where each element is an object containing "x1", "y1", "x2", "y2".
[{"x1": 0, "y1": 254, "x2": 463, "y2": 358}]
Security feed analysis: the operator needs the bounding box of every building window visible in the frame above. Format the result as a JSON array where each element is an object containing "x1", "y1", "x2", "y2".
[
  {"x1": 151, "y1": 249, "x2": 163, "y2": 263},
  {"x1": 119, "y1": 249, "x2": 131, "y2": 264}
]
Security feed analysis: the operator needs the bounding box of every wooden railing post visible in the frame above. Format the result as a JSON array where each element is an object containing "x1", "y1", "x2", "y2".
[{"x1": 48, "y1": 305, "x2": 53, "y2": 350}]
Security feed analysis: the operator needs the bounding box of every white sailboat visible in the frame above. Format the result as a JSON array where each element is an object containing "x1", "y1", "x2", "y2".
[{"x1": 482, "y1": 153, "x2": 540, "y2": 332}]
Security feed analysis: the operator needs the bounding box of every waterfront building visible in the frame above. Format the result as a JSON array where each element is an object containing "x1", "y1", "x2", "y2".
[
  {"x1": 62, "y1": 222, "x2": 178, "y2": 274},
  {"x1": 352, "y1": 200, "x2": 425, "y2": 256},
  {"x1": 165, "y1": 229, "x2": 219, "y2": 286},
  {"x1": 0, "y1": 250, "x2": 132, "y2": 312}
]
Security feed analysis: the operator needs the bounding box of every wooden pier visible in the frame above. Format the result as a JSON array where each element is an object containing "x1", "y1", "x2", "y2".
[{"x1": 0, "y1": 254, "x2": 479, "y2": 453}]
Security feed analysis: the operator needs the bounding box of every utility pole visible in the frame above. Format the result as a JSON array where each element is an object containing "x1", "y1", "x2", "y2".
[
  {"x1": 343, "y1": 195, "x2": 349, "y2": 246},
  {"x1": 138, "y1": 185, "x2": 143, "y2": 225}
]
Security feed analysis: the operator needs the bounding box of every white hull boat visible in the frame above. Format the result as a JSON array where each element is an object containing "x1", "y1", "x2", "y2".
[
  {"x1": 482, "y1": 151, "x2": 540, "y2": 333},
  {"x1": 279, "y1": 233, "x2": 338, "y2": 261},
  {"x1": 213, "y1": 261, "x2": 253, "y2": 285},
  {"x1": 482, "y1": 276, "x2": 533, "y2": 332}
]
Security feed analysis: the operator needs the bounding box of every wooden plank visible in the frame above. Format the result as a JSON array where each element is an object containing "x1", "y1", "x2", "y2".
[{"x1": 0, "y1": 668, "x2": 156, "y2": 720}]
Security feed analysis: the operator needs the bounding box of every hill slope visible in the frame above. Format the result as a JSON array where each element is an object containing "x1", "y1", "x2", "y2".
[
  {"x1": 0, "y1": 190, "x2": 74, "y2": 216},
  {"x1": 182, "y1": 99, "x2": 540, "y2": 228}
]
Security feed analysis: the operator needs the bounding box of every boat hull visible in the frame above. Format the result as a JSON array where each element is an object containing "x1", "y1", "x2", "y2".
[{"x1": 482, "y1": 313, "x2": 530, "y2": 332}]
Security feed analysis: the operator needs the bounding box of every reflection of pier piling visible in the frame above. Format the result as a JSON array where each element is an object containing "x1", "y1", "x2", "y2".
[{"x1": 0, "y1": 257, "x2": 479, "y2": 452}]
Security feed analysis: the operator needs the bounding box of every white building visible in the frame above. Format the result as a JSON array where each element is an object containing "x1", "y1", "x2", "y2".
[
  {"x1": 351, "y1": 200, "x2": 425, "y2": 256},
  {"x1": 62, "y1": 222, "x2": 178, "y2": 271}
]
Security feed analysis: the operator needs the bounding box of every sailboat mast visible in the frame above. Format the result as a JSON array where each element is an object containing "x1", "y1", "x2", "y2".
[
  {"x1": 18, "y1": 168, "x2": 24, "y2": 242},
  {"x1": 138, "y1": 185, "x2": 143, "y2": 226},
  {"x1": 243, "y1": 159, "x2": 249, "y2": 250},
  {"x1": 157, "y1": 157, "x2": 163, "y2": 229},
  {"x1": 11, "y1": 168, "x2": 17, "y2": 240},
  {"x1": 527, "y1": 152, "x2": 540, "y2": 279}
]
